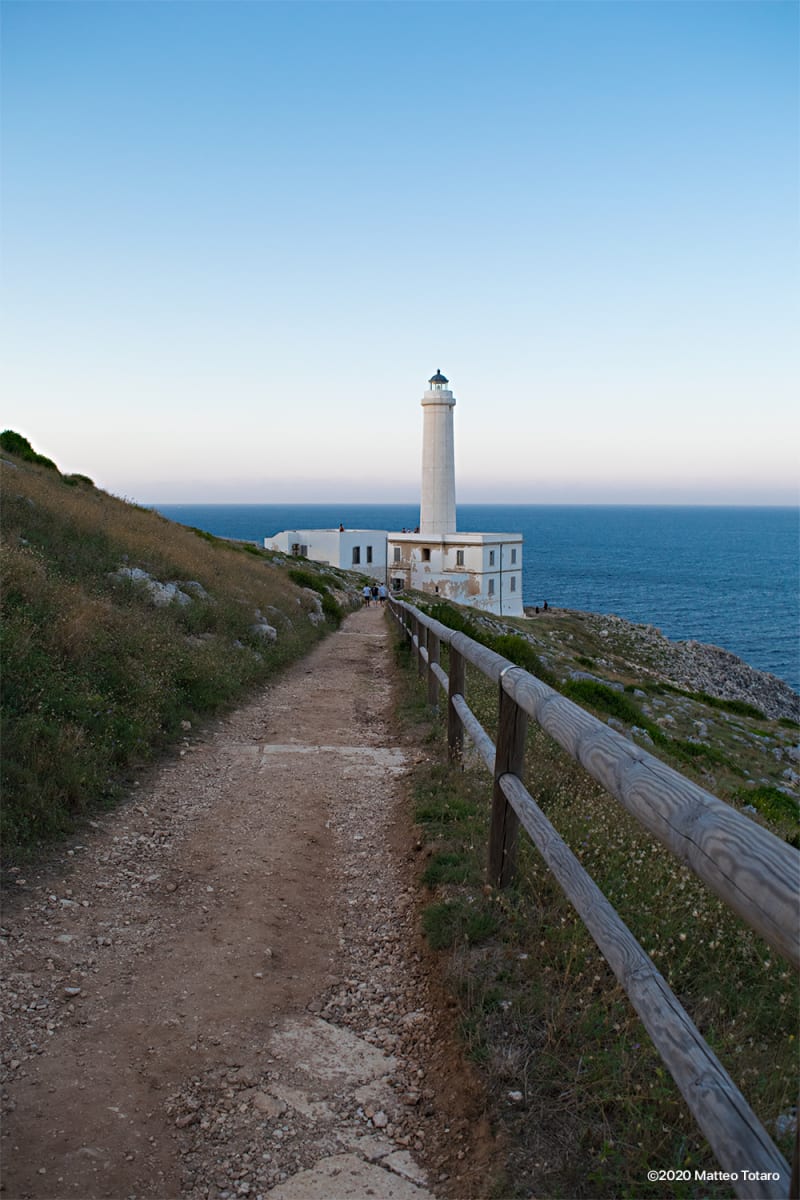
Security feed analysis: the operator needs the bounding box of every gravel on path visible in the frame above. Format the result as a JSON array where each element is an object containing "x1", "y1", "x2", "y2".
[{"x1": 1, "y1": 606, "x2": 492, "y2": 1200}]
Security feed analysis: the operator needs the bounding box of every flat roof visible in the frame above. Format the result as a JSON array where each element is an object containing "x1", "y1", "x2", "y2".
[
  {"x1": 269, "y1": 528, "x2": 522, "y2": 541},
  {"x1": 387, "y1": 531, "x2": 523, "y2": 542},
  {"x1": 269, "y1": 528, "x2": 389, "y2": 536}
]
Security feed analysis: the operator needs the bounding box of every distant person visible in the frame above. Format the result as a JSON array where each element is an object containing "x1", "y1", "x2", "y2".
[
  {"x1": 534, "y1": 606, "x2": 540, "y2": 614},
  {"x1": 339, "y1": 523, "x2": 345, "y2": 532},
  {"x1": 543, "y1": 600, "x2": 549, "y2": 611},
  {"x1": 378, "y1": 584, "x2": 387, "y2": 605},
  {"x1": 371, "y1": 584, "x2": 379, "y2": 604},
  {"x1": 362, "y1": 584, "x2": 371, "y2": 607}
]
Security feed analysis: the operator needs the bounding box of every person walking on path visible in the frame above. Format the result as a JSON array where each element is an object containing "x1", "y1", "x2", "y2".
[{"x1": 362, "y1": 583, "x2": 372, "y2": 606}]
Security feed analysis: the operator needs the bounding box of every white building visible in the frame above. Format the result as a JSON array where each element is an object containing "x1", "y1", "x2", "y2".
[
  {"x1": 264, "y1": 527, "x2": 388, "y2": 582},
  {"x1": 264, "y1": 369, "x2": 524, "y2": 617},
  {"x1": 386, "y1": 530, "x2": 523, "y2": 615}
]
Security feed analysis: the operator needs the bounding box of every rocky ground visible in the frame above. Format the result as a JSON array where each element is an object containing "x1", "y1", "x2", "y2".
[
  {"x1": 522, "y1": 609, "x2": 796, "y2": 720},
  {"x1": 511, "y1": 607, "x2": 799, "y2": 803},
  {"x1": 0, "y1": 605, "x2": 493, "y2": 1200},
  {"x1": 568, "y1": 609, "x2": 800, "y2": 720}
]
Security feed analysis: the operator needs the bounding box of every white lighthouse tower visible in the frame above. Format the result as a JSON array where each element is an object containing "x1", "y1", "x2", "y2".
[
  {"x1": 420, "y1": 369, "x2": 457, "y2": 536},
  {"x1": 384, "y1": 370, "x2": 525, "y2": 617}
]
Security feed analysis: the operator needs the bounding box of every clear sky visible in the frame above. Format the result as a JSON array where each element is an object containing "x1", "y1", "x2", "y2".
[{"x1": 2, "y1": 0, "x2": 798, "y2": 504}]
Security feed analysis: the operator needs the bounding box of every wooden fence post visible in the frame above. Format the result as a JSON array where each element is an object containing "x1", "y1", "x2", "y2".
[
  {"x1": 387, "y1": 601, "x2": 794, "y2": 1188},
  {"x1": 489, "y1": 672, "x2": 527, "y2": 887},
  {"x1": 427, "y1": 630, "x2": 440, "y2": 708},
  {"x1": 447, "y1": 646, "x2": 465, "y2": 762}
]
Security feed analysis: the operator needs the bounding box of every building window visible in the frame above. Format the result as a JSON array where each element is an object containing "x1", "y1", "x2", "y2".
[
  {"x1": 510, "y1": 576, "x2": 516, "y2": 592},
  {"x1": 392, "y1": 577, "x2": 403, "y2": 591},
  {"x1": 393, "y1": 546, "x2": 401, "y2": 562},
  {"x1": 366, "y1": 545, "x2": 373, "y2": 564},
  {"x1": 421, "y1": 547, "x2": 431, "y2": 562},
  {"x1": 489, "y1": 550, "x2": 495, "y2": 566},
  {"x1": 352, "y1": 546, "x2": 360, "y2": 565},
  {"x1": 456, "y1": 550, "x2": 465, "y2": 566},
  {"x1": 488, "y1": 578, "x2": 495, "y2": 596},
  {"x1": 511, "y1": 548, "x2": 517, "y2": 564}
]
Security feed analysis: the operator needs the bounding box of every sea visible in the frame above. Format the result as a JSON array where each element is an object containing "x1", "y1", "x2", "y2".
[{"x1": 153, "y1": 504, "x2": 800, "y2": 694}]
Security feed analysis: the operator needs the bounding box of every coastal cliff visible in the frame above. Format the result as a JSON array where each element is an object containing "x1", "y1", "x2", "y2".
[{"x1": 529, "y1": 608, "x2": 799, "y2": 723}]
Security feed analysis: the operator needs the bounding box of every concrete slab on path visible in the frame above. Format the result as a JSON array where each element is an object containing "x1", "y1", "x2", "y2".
[
  {"x1": 266, "y1": 1152, "x2": 435, "y2": 1199},
  {"x1": 269, "y1": 1016, "x2": 398, "y2": 1084}
]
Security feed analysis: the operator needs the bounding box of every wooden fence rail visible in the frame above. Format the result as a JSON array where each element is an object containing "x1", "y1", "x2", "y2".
[{"x1": 390, "y1": 596, "x2": 799, "y2": 1200}]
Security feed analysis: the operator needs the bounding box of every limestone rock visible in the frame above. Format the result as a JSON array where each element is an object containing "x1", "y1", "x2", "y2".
[{"x1": 251, "y1": 622, "x2": 278, "y2": 642}]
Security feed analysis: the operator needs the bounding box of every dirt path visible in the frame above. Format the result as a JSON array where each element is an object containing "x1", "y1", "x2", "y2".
[{"x1": 1, "y1": 606, "x2": 492, "y2": 1200}]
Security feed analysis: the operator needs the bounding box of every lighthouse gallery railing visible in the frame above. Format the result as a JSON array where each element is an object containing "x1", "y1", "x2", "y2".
[{"x1": 388, "y1": 596, "x2": 798, "y2": 1200}]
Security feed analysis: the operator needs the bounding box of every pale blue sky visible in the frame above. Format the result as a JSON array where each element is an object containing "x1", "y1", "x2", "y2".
[{"x1": 2, "y1": 0, "x2": 797, "y2": 503}]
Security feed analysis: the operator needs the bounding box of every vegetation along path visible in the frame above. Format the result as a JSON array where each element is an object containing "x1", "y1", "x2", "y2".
[{"x1": 1, "y1": 605, "x2": 491, "y2": 1200}]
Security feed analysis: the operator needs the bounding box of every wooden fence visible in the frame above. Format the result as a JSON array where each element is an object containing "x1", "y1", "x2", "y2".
[{"x1": 389, "y1": 596, "x2": 799, "y2": 1200}]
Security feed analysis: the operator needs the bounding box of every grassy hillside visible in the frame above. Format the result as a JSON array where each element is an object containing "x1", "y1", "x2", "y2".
[{"x1": 1, "y1": 437, "x2": 358, "y2": 857}]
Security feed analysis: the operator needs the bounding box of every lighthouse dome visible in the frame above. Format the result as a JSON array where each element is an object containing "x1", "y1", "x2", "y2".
[{"x1": 428, "y1": 369, "x2": 449, "y2": 385}]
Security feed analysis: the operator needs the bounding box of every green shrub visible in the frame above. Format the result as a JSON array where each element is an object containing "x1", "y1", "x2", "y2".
[
  {"x1": 415, "y1": 792, "x2": 477, "y2": 825},
  {"x1": 288, "y1": 567, "x2": 324, "y2": 591},
  {"x1": 288, "y1": 567, "x2": 343, "y2": 626},
  {"x1": 562, "y1": 679, "x2": 645, "y2": 726},
  {"x1": 426, "y1": 602, "x2": 482, "y2": 642},
  {"x1": 188, "y1": 525, "x2": 223, "y2": 545},
  {"x1": 414, "y1": 763, "x2": 479, "y2": 827},
  {"x1": 422, "y1": 851, "x2": 481, "y2": 887},
  {"x1": 734, "y1": 784, "x2": 800, "y2": 824},
  {"x1": 661, "y1": 682, "x2": 766, "y2": 721},
  {"x1": 422, "y1": 899, "x2": 499, "y2": 949},
  {"x1": 424, "y1": 601, "x2": 557, "y2": 686},
  {"x1": 1, "y1": 429, "x2": 58, "y2": 471},
  {"x1": 320, "y1": 591, "x2": 343, "y2": 624},
  {"x1": 492, "y1": 633, "x2": 556, "y2": 685},
  {"x1": 668, "y1": 738, "x2": 739, "y2": 772}
]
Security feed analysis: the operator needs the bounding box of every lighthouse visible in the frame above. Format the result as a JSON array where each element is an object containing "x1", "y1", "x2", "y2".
[
  {"x1": 265, "y1": 368, "x2": 525, "y2": 617},
  {"x1": 385, "y1": 370, "x2": 525, "y2": 616},
  {"x1": 420, "y1": 369, "x2": 457, "y2": 536}
]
